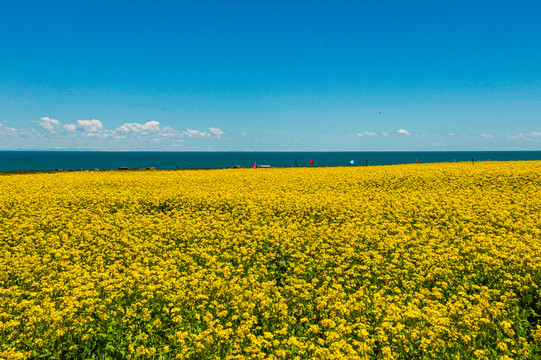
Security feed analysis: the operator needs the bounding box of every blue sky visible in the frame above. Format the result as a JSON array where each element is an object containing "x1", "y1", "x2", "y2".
[{"x1": 0, "y1": 0, "x2": 539, "y2": 151}]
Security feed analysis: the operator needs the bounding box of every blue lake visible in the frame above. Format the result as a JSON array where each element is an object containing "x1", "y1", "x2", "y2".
[{"x1": 0, "y1": 151, "x2": 540, "y2": 171}]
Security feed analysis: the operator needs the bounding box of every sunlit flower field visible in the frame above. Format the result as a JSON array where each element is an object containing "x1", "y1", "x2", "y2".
[{"x1": 1, "y1": 161, "x2": 541, "y2": 360}]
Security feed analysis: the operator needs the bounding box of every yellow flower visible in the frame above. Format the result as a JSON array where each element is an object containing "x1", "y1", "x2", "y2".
[{"x1": 1, "y1": 161, "x2": 540, "y2": 359}]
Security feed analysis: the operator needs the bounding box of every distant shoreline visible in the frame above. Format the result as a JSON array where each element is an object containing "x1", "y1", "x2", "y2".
[
  {"x1": 2, "y1": 159, "x2": 541, "y2": 176},
  {"x1": 1, "y1": 150, "x2": 539, "y2": 172}
]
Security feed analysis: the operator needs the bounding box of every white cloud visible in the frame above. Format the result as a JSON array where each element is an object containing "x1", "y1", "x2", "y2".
[
  {"x1": 506, "y1": 131, "x2": 541, "y2": 141},
  {"x1": 0, "y1": 124, "x2": 29, "y2": 134},
  {"x1": 158, "y1": 132, "x2": 178, "y2": 137},
  {"x1": 0, "y1": 123, "x2": 14, "y2": 134},
  {"x1": 356, "y1": 131, "x2": 378, "y2": 137},
  {"x1": 381, "y1": 131, "x2": 390, "y2": 137},
  {"x1": 506, "y1": 135, "x2": 520, "y2": 140},
  {"x1": 118, "y1": 120, "x2": 160, "y2": 133},
  {"x1": 181, "y1": 127, "x2": 225, "y2": 139},
  {"x1": 430, "y1": 141, "x2": 444, "y2": 147},
  {"x1": 78, "y1": 119, "x2": 103, "y2": 132},
  {"x1": 397, "y1": 129, "x2": 411, "y2": 136},
  {"x1": 35, "y1": 117, "x2": 103, "y2": 133},
  {"x1": 36, "y1": 117, "x2": 62, "y2": 131},
  {"x1": 84, "y1": 131, "x2": 109, "y2": 139},
  {"x1": 447, "y1": 132, "x2": 456, "y2": 136},
  {"x1": 480, "y1": 133, "x2": 493, "y2": 139},
  {"x1": 182, "y1": 128, "x2": 211, "y2": 138},
  {"x1": 209, "y1": 127, "x2": 224, "y2": 139},
  {"x1": 506, "y1": 134, "x2": 522, "y2": 141},
  {"x1": 1, "y1": 117, "x2": 225, "y2": 150}
]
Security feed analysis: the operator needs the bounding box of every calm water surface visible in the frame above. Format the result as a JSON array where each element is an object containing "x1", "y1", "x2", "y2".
[{"x1": 0, "y1": 151, "x2": 540, "y2": 172}]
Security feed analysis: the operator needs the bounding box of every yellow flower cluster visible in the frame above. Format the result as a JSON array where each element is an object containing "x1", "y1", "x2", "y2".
[{"x1": 1, "y1": 161, "x2": 541, "y2": 359}]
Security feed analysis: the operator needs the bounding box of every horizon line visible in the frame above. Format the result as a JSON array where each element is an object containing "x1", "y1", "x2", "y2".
[{"x1": 0, "y1": 149, "x2": 539, "y2": 153}]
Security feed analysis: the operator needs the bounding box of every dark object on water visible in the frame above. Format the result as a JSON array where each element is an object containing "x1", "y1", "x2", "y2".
[
  {"x1": 234, "y1": 165, "x2": 242, "y2": 168},
  {"x1": 472, "y1": 157, "x2": 474, "y2": 165},
  {"x1": 55, "y1": 169, "x2": 65, "y2": 172},
  {"x1": 366, "y1": 160, "x2": 368, "y2": 166},
  {"x1": 118, "y1": 167, "x2": 128, "y2": 170}
]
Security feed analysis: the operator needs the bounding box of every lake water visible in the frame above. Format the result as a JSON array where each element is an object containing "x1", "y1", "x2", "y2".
[{"x1": 0, "y1": 151, "x2": 540, "y2": 172}]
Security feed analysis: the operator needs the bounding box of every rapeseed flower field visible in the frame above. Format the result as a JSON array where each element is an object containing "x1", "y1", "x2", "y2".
[{"x1": 1, "y1": 161, "x2": 541, "y2": 360}]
